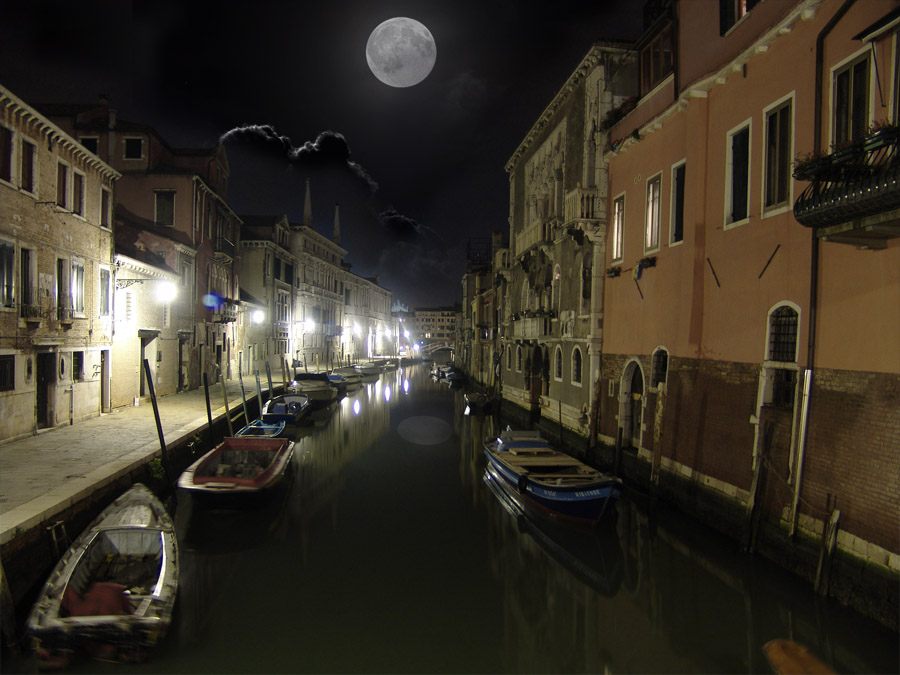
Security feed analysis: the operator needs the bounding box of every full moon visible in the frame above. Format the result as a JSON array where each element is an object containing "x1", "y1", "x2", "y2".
[{"x1": 366, "y1": 17, "x2": 436, "y2": 88}]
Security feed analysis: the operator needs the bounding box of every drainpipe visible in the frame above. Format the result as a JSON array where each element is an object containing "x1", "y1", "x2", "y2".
[{"x1": 791, "y1": 0, "x2": 857, "y2": 537}]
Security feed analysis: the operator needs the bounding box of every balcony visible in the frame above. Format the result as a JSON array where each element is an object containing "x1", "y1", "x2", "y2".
[
  {"x1": 564, "y1": 186, "x2": 603, "y2": 226},
  {"x1": 215, "y1": 236, "x2": 235, "y2": 262},
  {"x1": 515, "y1": 219, "x2": 555, "y2": 257},
  {"x1": 19, "y1": 287, "x2": 44, "y2": 323},
  {"x1": 213, "y1": 298, "x2": 238, "y2": 323},
  {"x1": 510, "y1": 314, "x2": 554, "y2": 340},
  {"x1": 793, "y1": 129, "x2": 900, "y2": 249}
]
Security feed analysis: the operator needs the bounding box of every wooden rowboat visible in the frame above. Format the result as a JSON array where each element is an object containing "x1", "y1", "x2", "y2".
[
  {"x1": 484, "y1": 428, "x2": 621, "y2": 524},
  {"x1": 177, "y1": 437, "x2": 294, "y2": 496},
  {"x1": 260, "y1": 393, "x2": 309, "y2": 425},
  {"x1": 234, "y1": 418, "x2": 286, "y2": 438},
  {"x1": 26, "y1": 484, "x2": 177, "y2": 668}
]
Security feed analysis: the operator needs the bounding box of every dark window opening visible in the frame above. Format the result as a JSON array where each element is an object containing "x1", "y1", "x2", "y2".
[
  {"x1": 765, "y1": 101, "x2": 792, "y2": 209},
  {"x1": 730, "y1": 127, "x2": 750, "y2": 223},
  {"x1": 769, "y1": 306, "x2": 798, "y2": 362},
  {"x1": 672, "y1": 163, "x2": 685, "y2": 243},
  {"x1": 124, "y1": 138, "x2": 143, "y2": 159},
  {"x1": 652, "y1": 349, "x2": 668, "y2": 387},
  {"x1": 770, "y1": 368, "x2": 796, "y2": 408},
  {"x1": 0, "y1": 355, "x2": 13, "y2": 391}
]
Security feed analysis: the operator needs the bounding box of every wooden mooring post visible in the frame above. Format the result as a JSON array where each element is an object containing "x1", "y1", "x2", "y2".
[
  {"x1": 203, "y1": 373, "x2": 214, "y2": 448},
  {"x1": 815, "y1": 495, "x2": 841, "y2": 596},
  {"x1": 143, "y1": 358, "x2": 175, "y2": 493}
]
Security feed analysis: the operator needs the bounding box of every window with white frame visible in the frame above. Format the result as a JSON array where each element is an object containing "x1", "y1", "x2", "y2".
[
  {"x1": 124, "y1": 137, "x2": 143, "y2": 160},
  {"x1": 726, "y1": 122, "x2": 750, "y2": 226},
  {"x1": 572, "y1": 347, "x2": 583, "y2": 385},
  {"x1": 0, "y1": 241, "x2": 13, "y2": 308},
  {"x1": 645, "y1": 174, "x2": 661, "y2": 251},
  {"x1": 71, "y1": 260, "x2": 85, "y2": 315},
  {"x1": 764, "y1": 304, "x2": 799, "y2": 409},
  {"x1": 612, "y1": 194, "x2": 625, "y2": 261},
  {"x1": 764, "y1": 98, "x2": 792, "y2": 211},
  {"x1": 833, "y1": 54, "x2": 870, "y2": 147},
  {"x1": 155, "y1": 190, "x2": 175, "y2": 227},
  {"x1": 72, "y1": 171, "x2": 85, "y2": 217},
  {"x1": 651, "y1": 347, "x2": 668, "y2": 387},
  {"x1": 56, "y1": 162, "x2": 69, "y2": 208},
  {"x1": 100, "y1": 187, "x2": 111, "y2": 228},
  {"x1": 99, "y1": 267, "x2": 110, "y2": 316},
  {"x1": 0, "y1": 126, "x2": 12, "y2": 184},
  {"x1": 719, "y1": 0, "x2": 760, "y2": 34},
  {"x1": 670, "y1": 161, "x2": 685, "y2": 244},
  {"x1": 20, "y1": 139, "x2": 35, "y2": 194}
]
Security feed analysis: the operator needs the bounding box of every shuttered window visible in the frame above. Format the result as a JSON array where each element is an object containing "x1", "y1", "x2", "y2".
[
  {"x1": 765, "y1": 100, "x2": 792, "y2": 210},
  {"x1": 834, "y1": 57, "x2": 869, "y2": 147}
]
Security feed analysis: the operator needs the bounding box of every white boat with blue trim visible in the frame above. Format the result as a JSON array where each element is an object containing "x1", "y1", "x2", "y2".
[{"x1": 483, "y1": 428, "x2": 621, "y2": 524}]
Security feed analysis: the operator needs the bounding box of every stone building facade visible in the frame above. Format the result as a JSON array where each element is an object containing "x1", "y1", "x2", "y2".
[
  {"x1": 501, "y1": 42, "x2": 635, "y2": 435},
  {"x1": 600, "y1": 0, "x2": 898, "y2": 623},
  {"x1": 42, "y1": 100, "x2": 242, "y2": 394},
  {"x1": 0, "y1": 85, "x2": 120, "y2": 442}
]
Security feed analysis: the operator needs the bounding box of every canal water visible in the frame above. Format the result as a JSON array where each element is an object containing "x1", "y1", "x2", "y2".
[{"x1": 27, "y1": 364, "x2": 900, "y2": 673}]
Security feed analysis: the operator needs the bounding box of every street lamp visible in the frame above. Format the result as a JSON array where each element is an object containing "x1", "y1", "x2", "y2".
[{"x1": 115, "y1": 278, "x2": 177, "y2": 303}]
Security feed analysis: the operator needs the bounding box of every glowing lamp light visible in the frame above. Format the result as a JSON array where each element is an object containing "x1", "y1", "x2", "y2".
[
  {"x1": 202, "y1": 292, "x2": 223, "y2": 309},
  {"x1": 251, "y1": 310, "x2": 265, "y2": 324},
  {"x1": 304, "y1": 320, "x2": 316, "y2": 332},
  {"x1": 384, "y1": 328, "x2": 392, "y2": 338},
  {"x1": 155, "y1": 281, "x2": 177, "y2": 303},
  {"x1": 403, "y1": 330, "x2": 410, "y2": 339},
  {"x1": 353, "y1": 324, "x2": 361, "y2": 337}
]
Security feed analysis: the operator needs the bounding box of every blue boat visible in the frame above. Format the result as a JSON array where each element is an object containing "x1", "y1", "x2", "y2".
[
  {"x1": 483, "y1": 428, "x2": 621, "y2": 524},
  {"x1": 234, "y1": 418, "x2": 286, "y2": 438},
  {"x1": 260, "y1": 393, "x2": 310, "y2": 425}
]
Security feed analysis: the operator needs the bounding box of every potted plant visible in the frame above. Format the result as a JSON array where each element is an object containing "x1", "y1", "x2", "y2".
[
  {"x1": 793, "y1": 150, "x2": 832, "y2": 181},
  {"x1": 863, "y1": 120, "x2": 900, "y2": 152}
]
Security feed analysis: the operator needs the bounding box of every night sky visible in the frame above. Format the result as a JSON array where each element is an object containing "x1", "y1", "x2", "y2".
[{"x1": 0, "y1": 0, "x2": 643, "y2": 309}]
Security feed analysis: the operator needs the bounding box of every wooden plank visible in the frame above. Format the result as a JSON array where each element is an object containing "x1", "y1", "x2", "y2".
[
  {"x1": 499, "y1": 455, "x2": 584, "y2": 466},
  {"x1": 763, "y1": 639, "x2": 834, "y2": 675},
  {"x1": 507, "y1": 446, "x2": 554, "y2": 455}
]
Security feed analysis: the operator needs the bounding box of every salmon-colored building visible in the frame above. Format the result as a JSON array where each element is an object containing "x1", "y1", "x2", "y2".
[{"x1": 600, "y1": 0, "x2": 898, "y2": 625}]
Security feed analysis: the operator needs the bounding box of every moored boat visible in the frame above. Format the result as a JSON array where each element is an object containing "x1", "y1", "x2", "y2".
[
  {"x1": 353, "y1": 363, "x2": 381, "y2": 378},
  {"x1": 177, "y1": 436, "x2": 295, "y2": 495},
  {"x1": 288, "y1": 374, "x2": 338, "y2": 405},
  {"x1": 261, "y1": 393, "x2": 310, "y2": 425},
  {"x1": 26, "y1": 484, "x2": 178, "y2": 668},
  {"x1": 234, "y1": 418, "x2": 286, "y2": 438},
  {"x1": 464, "y1": 391, "x2": 495, "y2": 415},
  {"x1": 483, "y1": 429, "x2": 621, "y2": 524},
  {"x1": 332, "y1": 367, "x2": 362, "y2": 388}
]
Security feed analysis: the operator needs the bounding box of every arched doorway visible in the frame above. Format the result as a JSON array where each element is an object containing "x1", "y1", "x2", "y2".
[{"x1": 620, "y1": 360, "x2": 645, "y2": 449}]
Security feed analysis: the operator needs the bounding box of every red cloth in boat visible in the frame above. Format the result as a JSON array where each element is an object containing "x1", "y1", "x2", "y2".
[{"x1": 62, "y1": 582, "x2": 133, "y2": 616}]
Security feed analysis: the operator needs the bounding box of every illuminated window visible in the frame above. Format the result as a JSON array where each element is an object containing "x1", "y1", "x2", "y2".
[
  {"x1": 645, "y1": 174, "x2": 661, "y2": 251},
  {"x1": 612, "y1": 194, "x2": 625, "y2": 261}
]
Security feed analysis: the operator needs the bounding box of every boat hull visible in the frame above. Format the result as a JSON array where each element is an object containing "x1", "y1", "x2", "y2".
[
  {"x1": 177, "y1": 437, "x2": 294, "y2": 495},
  {"x1": 26, "y1": 484, "x2": 177, "y2": 668},
  {"x1": 483, "y1": 432, "x2": 621, "y2": 524},
  {"x1": 260, "y1": 393, "x2": 309, "y2": 425}
]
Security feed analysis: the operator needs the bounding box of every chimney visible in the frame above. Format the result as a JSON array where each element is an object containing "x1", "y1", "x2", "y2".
[
  {"x1": 333, "y1": 203, "x2": 341, "y2": 246},
  {"x1": 303, "y1": 178, "x2": 312, "y2": 227}
]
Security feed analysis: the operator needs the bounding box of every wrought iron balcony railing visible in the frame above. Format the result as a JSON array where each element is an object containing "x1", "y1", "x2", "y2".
[
  {"x1": 793, "y1": 129, "x2": 900, "y2": 248},
  {"x1": 215, "y1": 236, "x2": 235, "y2": 262}
]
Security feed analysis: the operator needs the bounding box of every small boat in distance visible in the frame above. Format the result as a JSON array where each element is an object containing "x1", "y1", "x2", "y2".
[
  {"x1": 234, "y1": 418, "x2": 286, "y2": 438},
  {"x1": 484, "y1": 428, "x2": 621, "y2": 524},
  {"x1": 287, "y1": 374, "x2": 338, "y2": 405},
  {"x1": 177, "y1": 437, "x2": 295, "y2": 496},
  {"x1": 261, "y1": 393, "x2": 310, "y2": 425},
  {"x1": 26, "y1": 484, "x2": 178, "y2": 669}
]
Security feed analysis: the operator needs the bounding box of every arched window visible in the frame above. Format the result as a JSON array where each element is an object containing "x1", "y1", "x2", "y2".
[
  {"x1": 572, "y1": 347, "x2": 583, "y2": 384},
  {"x1": 551, "y1": 264, "x2": 561, "y2": 314},
  {"x1": 764, "y1": 303, "x2": 801, "y2": 408},
  {"x1": 768, "y1": 305, "x2": 799, "y2": 362},
  {"x1": 554, "y1": 346, "x2": 563, "y2": 380},
  {"x1": 651, "y1": 347, "x2": 668, "y2": 387}
]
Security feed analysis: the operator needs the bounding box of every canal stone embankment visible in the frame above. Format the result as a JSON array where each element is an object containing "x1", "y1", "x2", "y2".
[{"x1": 0, "y1": 375, "x2": 285, "y2": 649}]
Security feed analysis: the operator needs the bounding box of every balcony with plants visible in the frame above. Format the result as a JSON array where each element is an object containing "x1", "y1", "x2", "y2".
[{"x1": 793, "y1": 121, "x2": 900, "y2": 249}]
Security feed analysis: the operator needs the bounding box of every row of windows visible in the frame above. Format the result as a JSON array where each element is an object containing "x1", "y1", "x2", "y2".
[
  {"x1": 1, "y1": 124, "x2": 112, "y2": 227},
  {"x1": 505, "y1": 344, "x2": 585, "y2": 385},
  {"x1": 615, "y1": 47, "x2": 876, "y2": 262},
  {"x1": 0, "y1": 241, "x2": 110, "y2": 318}
]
